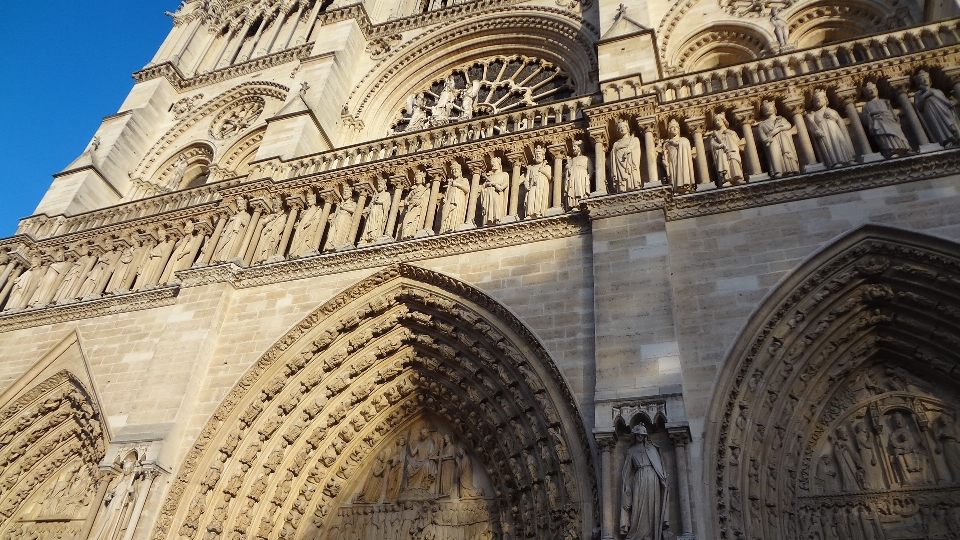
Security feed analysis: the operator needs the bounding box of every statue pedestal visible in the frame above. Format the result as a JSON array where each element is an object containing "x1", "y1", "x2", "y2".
[
  {"x1": 414, "y1": 229, "x2": 435, "y2": 239},
  {"x1": 499, "y1": 215, "x2": 518, "y2": 224},
  {"x1": 545, "y1": 206, "x2": 565, "y2": 216},
  {"x1": 802, "y1": 163, "x2": 826, "y2": 173},
  {"x1": 457, "y1": 223, "x2": 477, "y2": 231}
]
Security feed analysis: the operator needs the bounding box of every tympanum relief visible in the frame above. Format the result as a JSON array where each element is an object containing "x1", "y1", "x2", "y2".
[{"x1": 326, "y1": 419, "x2": 497, "y2": 540}]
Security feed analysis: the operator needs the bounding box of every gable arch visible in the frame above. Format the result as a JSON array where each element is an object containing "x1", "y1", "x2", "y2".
[
  {"x1": 152, "y1": 264, "x2": 598, "y2": 540},
  {"x1": 787, "y1": 0, "x2": 894, "y2": 48},
  {"x1": 671, "y1": 23, "x2": 773, "y2": 72},
  {"x1": 347, "y1": 6, "x2": 599, "y2": 138},
  {"x1": 704, "y1": 225, "x2": 960, "y2": 539}
]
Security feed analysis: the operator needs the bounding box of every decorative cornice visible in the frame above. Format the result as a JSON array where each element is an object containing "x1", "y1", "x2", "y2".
[
  {"x1": 134, "y1": 44, "x2": 312, "y2": 91},
  {"x1": 0, "y1": 287, "x2": 178, "y2": 333},
  {"x1": 582, "y1": 187, "x2": 670, "y2": 220}
]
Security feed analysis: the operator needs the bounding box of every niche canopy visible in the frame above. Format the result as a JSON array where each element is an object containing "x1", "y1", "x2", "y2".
[{"x1": 390, "y1": 55, "x2": 575, "y2": 134}]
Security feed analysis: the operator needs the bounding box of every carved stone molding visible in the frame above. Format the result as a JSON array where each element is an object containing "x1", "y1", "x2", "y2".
[
  {"x1": 0, "y1": 287, "x2": 178, "y2": 333},
  {"x1": 151, "y1": 263, "x2": 599, "y2": 540},
  {"x1": 133, "y1": 44, "x2": 312, "y2": 91},
  {"x1": 582, "y1": 187, "x2": 670, "y2": 220}
]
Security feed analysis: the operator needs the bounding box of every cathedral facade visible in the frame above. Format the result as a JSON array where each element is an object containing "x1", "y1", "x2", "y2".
[{"x1": 2, "y1": 0, "x2": 960, "y2": 538}]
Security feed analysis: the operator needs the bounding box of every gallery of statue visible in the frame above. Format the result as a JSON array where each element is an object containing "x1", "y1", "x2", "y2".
[{"x1": 3, "y1": 0, "x2": 960, "y2": 538}]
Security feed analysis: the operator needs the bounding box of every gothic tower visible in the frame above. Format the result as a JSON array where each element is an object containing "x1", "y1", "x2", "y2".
[{"x1": 2, "y1": 0, "x2": 960, "y2": 539}]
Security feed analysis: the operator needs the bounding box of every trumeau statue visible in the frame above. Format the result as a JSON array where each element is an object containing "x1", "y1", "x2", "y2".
[
  {"x1": 399, "y1": 171, "x2": 431, "y2": 239},
  {"x1": 708, "y1": 115, "x2": 745, "y2": 186},
  {"x1": 757, "y1": 100, "x2": 800, "y2": 176},
  {"x1": 565, "y1": 139, "x2": 592, "y2": 209},
  {"x1": 480, "y1": 157, "x2": 509, "y2": 225},
  {"x1": 610, "y1": 119, "x2": 643, "y2": 192},
  {"x1": 663, "y1": 119, "x2": 696, "y2": 194},
  {"x1": 860, "y1": 81, "x2": 911, "y2": 157},
  {"x1": 361, "y1": 178, "x2": 392, "y2": 243},
  {"x1": 523, "y1": 145, "x2": 551, "y2": 218},
  {"x1": 913, "y1": 70, "x2": 960, "y2": 146},
  {"x1": 620, "y1": 424, "x2": 668, "y2": 540},
  {"x1": 806, "y1": 89, "x2": 857, "y2": 167},
  {"x1": 439, "y1": 162, "x2": 470, "y2": 233}
]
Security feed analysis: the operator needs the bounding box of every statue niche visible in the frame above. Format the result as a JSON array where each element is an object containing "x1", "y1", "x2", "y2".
[
  {"x1": 800, "y1": 361, "x2": 960, "y2": 540},
  {"x1": 326, "y1": 417, "x2": 497, "y2": 540}
]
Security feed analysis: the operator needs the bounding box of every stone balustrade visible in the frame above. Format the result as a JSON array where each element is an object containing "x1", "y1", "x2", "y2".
[
  {"x1": 3, "y1": 40, "x2": 960, "y2": 316},
  {"x1": 603, "y1": 19, "x2": 960, "y2": 103}
]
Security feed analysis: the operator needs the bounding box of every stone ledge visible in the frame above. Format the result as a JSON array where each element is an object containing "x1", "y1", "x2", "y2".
[{"x1": 0, "y1": 287, "x2": 179, "y2": 333}]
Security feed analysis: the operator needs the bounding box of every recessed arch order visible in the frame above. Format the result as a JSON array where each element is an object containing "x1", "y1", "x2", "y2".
[{"x1": 153, "y1": 263, "x2": 598, "y2": 540}]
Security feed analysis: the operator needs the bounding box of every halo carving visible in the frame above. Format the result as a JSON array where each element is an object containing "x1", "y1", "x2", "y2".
[
  {"x1": 152, "y1": 264, "x2": 598, "y2": 540},
  {"x1": 705, "y1": 225, "x2": 960, "y2": 540}
]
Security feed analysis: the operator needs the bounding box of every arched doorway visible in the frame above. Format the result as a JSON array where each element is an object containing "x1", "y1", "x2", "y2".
[
  {"x1": 705, "y1": 225, "x2": 960, "y2": 539},
  {"x1": 155, "y1": 264, "x2": 598, "y2": 540}
]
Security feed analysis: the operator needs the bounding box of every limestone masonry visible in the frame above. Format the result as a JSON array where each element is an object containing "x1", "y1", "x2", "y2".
[{"x1": 2, "y1": 0, "x2": 960, "y2": 538}]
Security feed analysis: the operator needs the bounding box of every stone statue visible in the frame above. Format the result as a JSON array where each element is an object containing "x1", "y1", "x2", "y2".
[
  {"x1": 523, "y1": 145, "x2": 551, "y2": 219},
  {"x1": 289, "y1": 192, "x2": 323, "y2": 258},
  {"x1": 439, "y1": 162, "x2": 470, "y2": 233},
  {"x1": 405, "y1": 93, "x2": 429, "y2": 132},
  {"x1": 52, "y1": 257, "x2": 85, "y2": 304},
  {"x1": 815, "y1": 453, "x2": 840, "y2": 493},
  {"x1": 4, "y1": 256, "x2": 41, "y2": 311},
  {"x1": 77, "y1": 250, "x2": 117, "y2": 300},
  {"x1": 620, "y1": 424, "x2": 668, "y2": 540},
  {"x1": 832, "y1": 428, "x2": 863, "y2": 492},
  {"x1": 888, "y1": 413, "x2": 932, "y2": 486},
  {"x1": 166, "y1": 153, "x2": 188, "y2": 190},
  {"x1": 757, "y1": 100, "x2": 800, "y2": 177},
  {"x1": 385, "y1": 435, "x2": 408, "y2": 501},
  {"x1": 913, "y1": 70, "x2": 960, "y2": 146},
  {"x1": 806, "y1": 89, "x2": 857, "y2": 167},
  {"x1": 324, "y1": 185, "x2": 358, "y2": 252},
  {"x1": 162, "y1": 222, "x2": 203, "y2": 282},
  {"x1": 853, "y1": 422, "x2": 885, "y2": 490},
  {"x1": 135, "y1": 230, "x2": 176, "y2": 290},
  {"x1": 771, "y1": 7, "x2": 789, "y2": 49},
  {"x1": 708, "y1": 115, "x2": 745, "y2": 185},
  {"x1": 213, "y1": 197, "x2": 251, "y2": 263},
  {"x1": 480, "y1": 157, "x2": 509, "y2": 225},
  {"x1": 399, "y1": 171, "x2": 431, "y2": 239},
  {"x1": 609, "y1": 119, "x2": 643, "y2": 192},
  {"x1": 90, "y1": 455, "x2": 140, "y2": 540},
  {"x1": 406, "y1": 427, "x2": 437, "y2": 491},
  {"x1": 933, "y1": 413, "x2": 960, "y2": 482},
  {"x1": 253, "y1": 200, "x2": 287, "y2": 263},
  {"x1": 431, "y1": 76, "x2": 459, "y2": 125},
  {"x1": 860, "y1": 81, "x2": 911, "y2": 157},
  {"x1": 564, "y1": 139, "x2": 592, "y2": 209},
  {"x1": 361, "y1": 178, "x2": 392, "y2": 244},
  {"x1": 28, "y1": 256, "x2": 68, "y2": 308},
  {"x1": 663, "y1": 119, "x2": 696, "y2": 194},
  {"x1": 105, "y1": 241, "x2": 138, "y2": 295},
  {"x1": 461, "y1": 80, "x2": 481, "y2": 120},
  {"x1": 357, "y1": 450, "x2": 388, "y2": 503}
]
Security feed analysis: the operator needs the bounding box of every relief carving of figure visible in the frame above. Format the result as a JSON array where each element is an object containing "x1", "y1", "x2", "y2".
[
  {"x1": 888, "y1": 413, "x2": 933, "y2": 486},
  {"x1": 523, "y1": 145, "x2": 551, "y2": 219},
  {"x1": 480, "y1": 157, "x2": 509, "y2": 225},
  {"x1": 609, "y1": 120, "x2": 643, "y2": 192},
  {"x1": 806, "y1": 89, "x2": 857, "y2": 167},
  {"x1": 406, "y1": 428, "x2": 438, "y2": 492},
  {"x1": 663, "y1": 119, "x2": 696, "y2": 194},
  {"x1": 913, "y1": 70, "x2": 960, "y2": 146},
  {"x1": 439, "y1": 162, "x2": 470, "y2": 233},
  {"x1": 90, "y1": 455, "x2": 140, "y2": 540},
  {"x1": 324, "y1": 185, "x2": 358, "y2": 252},
  {"x1": 456, "y1": 447, "x2": 483, "y2": 498},
  {"x1": 860, "y1": 81, "x2": 911, "y2": 158},
  {"x1": 708, "y1": 115, "x2": 745, "y2": 186},
  {"x1": 933, "y1": 413, "x2": 960, "y2": 482},
  {"x1": 815, "y1": 454, "x2": 840, "y2": 494},
  {"x1": 39, "y1": 462, "x2": 87, "y2": 518},
  {"x1": 620, "y1": 425, "x2": 668, "y2": 540},
  {"x1": 832, "y1": 427, "x2": 863, "y2": 492},
  {"x1": 564, "y1": 139, "x2": 592, "y2": 209},
  {"x1": 253, "y1": 200, "x2": 287, "y2": 264},
  {"x1": 289, "y1": 192, "x2": 322, "y2": 258},
  {"x1": 357, "y1": 450, "x2": 388, "y2": 503},
  {"x1": 854, "y1": 422, "x2": 885, "y2": 490},
  {"x1": 385, "y1": 435, "x2": 408, "y2": 501},
  {"x1": 213, "y1": 198, "x2": 251, "y2": 263},
  {"x1": 361, "y1": 178, "x2": 392, "y2": 243},
  {"x1": 757, "y1": 100, "x2": 800, "y2": 177},
  {"x1": 399, "y1": 172, "x2": 431, "y2": 239}
]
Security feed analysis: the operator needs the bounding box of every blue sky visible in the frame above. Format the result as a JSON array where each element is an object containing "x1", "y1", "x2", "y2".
[{"x1": 0, "y1": 1, "x2": 176, "y2": 237}]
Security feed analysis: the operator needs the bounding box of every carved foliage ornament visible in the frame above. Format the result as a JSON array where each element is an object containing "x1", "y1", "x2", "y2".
[
  {"x1": 211, "y1": 96, "x2": 266, "y2": 140},
  {"x1": 720, "y1": 0, "x2": 796, "y2": 17},
  {"x1": 391, "y1": 55, "x2": 575, "y2": 134},
  {"x1": 707, "y1": 229, "x2": 960, "y2": 540},
  {"x1": 153, "y1": 264, "x2": 597, "y2": 540}
]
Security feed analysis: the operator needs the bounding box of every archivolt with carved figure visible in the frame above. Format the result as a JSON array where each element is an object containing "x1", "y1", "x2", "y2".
[
  {"x1": 706, "y1": 226, "x2": 960, "y2": 540},
  {"x1": 152, "y1": 264, "x2": 597, "y2": 540}
]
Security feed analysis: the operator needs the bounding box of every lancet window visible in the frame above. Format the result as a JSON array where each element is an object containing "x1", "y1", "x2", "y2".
[{"x1": 390, "y1": 56, "x2": 575, "y2": 134}]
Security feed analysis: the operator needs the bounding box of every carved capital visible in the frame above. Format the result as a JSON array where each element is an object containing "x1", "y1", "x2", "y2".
[
  {"x1": 781, "y1": 96, "x2": 806, "y2": 116},
  {"x1": 834, "y1": 87, "x2": 859, "y2": 106},
  {"x1": 547, "y1": 142, "x2": 568, "y2": 160},
  {"x1": 636, "y1": 115, "x2": 658, "y2": 133},
  {"x1": 731, "y1": 106, "x2": 757, "y2": 125},
  {"x1": 887, "y1": 75, "x2": 913, "y2": 95},
  {"x1": 667, "y1": 427, "x2": 692, "y2": 447},
  {"x1": 587, "y1": 126, "x2": 608, "y2": 149},
  {"x1": 686, "y1": 115, "x2": 707, "y2": 134},
  {"x1": 285, "y1": 193, "x2": 308, "y2": 211},
  {"x1": 595, "y1": 432, "x2": 617, "y2": 452}
]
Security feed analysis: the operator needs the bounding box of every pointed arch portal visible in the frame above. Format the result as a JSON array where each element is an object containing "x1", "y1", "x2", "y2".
[
  {"x1": 706, "y1": 226, "x2": 960, "y2": 539},
  {"x1": 154, "y1": 264, "x2": 598, "y2": 540}
]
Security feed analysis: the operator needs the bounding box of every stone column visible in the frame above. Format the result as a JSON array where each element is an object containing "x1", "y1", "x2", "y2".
[
  {"x1": 637, "y1": 116, "x2": 662, "y2": 186},
  {"x1": 346, "y1": 191, "x2": 369, "y2": 249},
  {"x1": 596, "y1": 432, "x2": 618, "y2": 540},
  {"x1": 256, "y1": 11, "x2": 287, "y2": 57},
  {"x1": 944, "y1": 67, "x2": 960, "y2": 103},
  {"x1": 197, "y1": 212, "x2": 228, "y2": 266},
  {"x1": 835, "y1": 87, "x2": 873, "y2": 157},
  {"x1": 547, "y1": 142, "x2": 567, "y2": 215},
  {"x1": 385, "y1": 176, "x2": 406, "y2": 239},
  {"x1": 313, "y1": 195, "x2": 334, "y2": 252},
  {"x1": 119, "y1": 468, "x2": 159, "y2": 540},
  {"x1": 0, "y1": 257, "x2": 15, "y2": 294},
  {"x1": 421, "y1": 171, "x2": 443, "y2": 235},
  {"x1": 686, "y1": 116, "x2": 713, "y2": 189},
  {"x1": 782, "y1": 96, "x2": 819, "y2": 168},
  {"x1": 78, "y1": 468, "x2": 114, "y2": 540},
  {"x1": 888, "y1": 76, "x2": 932, "y2": 146},
  {"x1": 732, "y1": 106, "x2": 763, "y2": 178},
  {"x1": 277, "y1": 197, "x2": 303, "y2": 260},
  {"x1": 209, "y1": 27, "x2": 237, "y2": 70},
  {"x1": 504, "y1": 150, "x2": 526, "y2": 222},
  {"x1": 240, "y1": 201, "x2": 268, "y2": 265},
  {"x1": 588, "y1": 127, "x2": 608, "y2": 196},
  {"x1": 279, "y1": 3, "x2": 307, "y2": 49},
  {"x1": 461, "y1": 157, "x2": 485, "y2": 230},
  {"x1": 0, "y1": 264, "x2": 23, "y2": 307},
  {"x1": 668, "y1": 428, "x2": 697, "y2": 540}
]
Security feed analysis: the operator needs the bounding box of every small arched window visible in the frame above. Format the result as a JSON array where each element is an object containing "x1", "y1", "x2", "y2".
[{"x1": 153, "y1": 144, "x2": 214, "y2": 192}]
